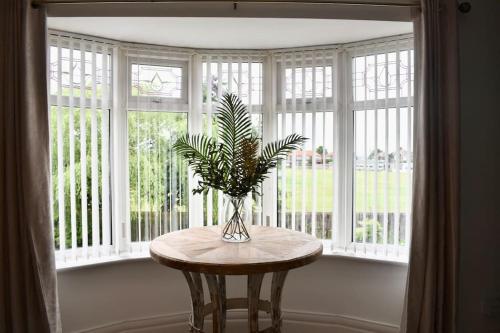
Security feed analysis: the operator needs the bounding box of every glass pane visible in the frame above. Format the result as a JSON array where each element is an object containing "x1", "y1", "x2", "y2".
[
  {"x1": 276, "y1": 111, "x2": 334, "y2": 239},
  {"x1": 128, "y1": 112, "x2": 189, "y2": 242},
  {"x1": 353, "y1": 108, "x2": 413, "y2": 245},
  {"x1": 49, "y1": 45, "x2": 111, "y2": 99},
  {"x1": 352, "y1": 51, "x2": 415, "y2": 102},
  {"x1": 50, "y1": 106, "x2": 109, "y2": 250},
  {"x1": 285, "y1": 66, "x2": 333, "y2": 99},
  {"x1": 131, "y1": 64, "x2": 183, "y2": 98},
  {"x1": 202, "y1": 62, "x2": 262, "y2": 105}
]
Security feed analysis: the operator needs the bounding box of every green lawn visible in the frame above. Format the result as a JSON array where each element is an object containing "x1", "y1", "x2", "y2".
[{"x1": 279, "y1": 167, "x2": 411, "y2": 213}]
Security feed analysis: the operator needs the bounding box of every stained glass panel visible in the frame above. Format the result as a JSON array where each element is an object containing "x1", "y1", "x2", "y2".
[
  {"x1": 131, "y1": 64, "x2": 183, "y2": 98},
  {"x1": 352, "y1": 50, "x2": 414, "y2": 102},
  {"x1": 49, "y1": 46, "x2": 111, "y2": 99}
]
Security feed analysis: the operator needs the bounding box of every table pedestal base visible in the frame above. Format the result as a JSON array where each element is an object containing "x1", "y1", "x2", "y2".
[{"x1": 182, "y1": 271, "x2": 288, "y2": 333}]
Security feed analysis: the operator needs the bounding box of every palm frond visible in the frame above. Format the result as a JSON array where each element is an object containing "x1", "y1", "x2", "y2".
[
  {"x1": 173, "y1": 134, "x2": 215, "y2": 162},
  {"x1": 216, "y1": 93, "x2": 253, "y2": 163},
  {"x1": 174, "y1": 94, "x2": 307, "y2": 197},
  {"x1": 260, "y1": 133, "x2": 307, "y2": 167},
  {"x1": 173, "y1": 134, "x2": 226, "y2": 194}
]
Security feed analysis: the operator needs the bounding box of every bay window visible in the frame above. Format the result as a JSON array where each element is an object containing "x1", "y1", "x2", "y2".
[{"x1": 49, "y1": 31, "x2": 413, "y2": 266}]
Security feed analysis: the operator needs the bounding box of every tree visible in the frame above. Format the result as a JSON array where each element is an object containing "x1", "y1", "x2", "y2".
[
  {"x1": 316, "y1": 146, "x2": 327, "y2": 156},
  {"x1": 316, "y1": 146, "x2": 327, "y2": 164},
  {"x1": 368, "y1": 148, "x2": 384, "y2": 160}
]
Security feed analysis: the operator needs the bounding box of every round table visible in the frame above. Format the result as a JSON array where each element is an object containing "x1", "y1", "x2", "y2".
[{"x1": 150, "y1": 225, "x2": 323, "y2": 333}]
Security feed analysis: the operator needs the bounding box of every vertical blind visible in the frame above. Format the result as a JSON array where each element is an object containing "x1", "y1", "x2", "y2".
[
  {"x1": 274, "y1": 38, "x2": 413, "y2": 258},
  {"x1": 125, "y1": 48, "x2": 191, "y2": 254},
  {"x1": 200, "y1": 54, "x2": 265, "y2": 227},
  {"x1": 49, "y1": 31, "x2": 414, "y2": 265},
  {"x1": 350, "y1": 38, "x2": 414, "y2": 257},
  {"x1": 274, "y1": 50, "x2": 336, "y2": 241},
  {"x1": 48, "y1": 34, "x2": 113, "y2": 263}
]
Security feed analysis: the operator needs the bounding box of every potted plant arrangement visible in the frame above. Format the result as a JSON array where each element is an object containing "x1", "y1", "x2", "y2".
[{"x1": 173, "y1": 93, "x2": 306, "y2": 242}]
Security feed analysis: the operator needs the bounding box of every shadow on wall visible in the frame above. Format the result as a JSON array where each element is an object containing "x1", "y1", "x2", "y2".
[{"x1": 458, "y1": 0, "x2": 500, "y2": 332}]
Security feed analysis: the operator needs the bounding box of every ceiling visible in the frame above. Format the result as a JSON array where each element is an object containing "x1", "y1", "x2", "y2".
[{"x1": 47, "y1": 17, "x2": 412, "y2": 50}]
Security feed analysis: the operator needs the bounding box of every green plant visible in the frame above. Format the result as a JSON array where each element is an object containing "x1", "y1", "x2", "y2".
[
  {"x1": 355, "y1": 219, "x2": 383, "y2": 243},
  {"x1": 173, "y1": 93, "x2": 306, "y2": 198}
]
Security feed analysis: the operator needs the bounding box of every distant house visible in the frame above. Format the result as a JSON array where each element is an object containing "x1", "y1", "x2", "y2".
[
  {"x1": 287, "y1": 150, "x2": 322, "y2": 165},
  {"x1": 356, "y1": 147, "x2": 414, "y2": 171}
]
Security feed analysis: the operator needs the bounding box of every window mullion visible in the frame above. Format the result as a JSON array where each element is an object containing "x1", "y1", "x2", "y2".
[
  {"x1": 111, "y1": 46, "x2": 130, "y2": 254},
  {"x1": 345, "y1": 50, "x2": 355, "y2": 252},
  {"x1": 336, "y1": 49, "x2": 352, "y2": 252},
  {"x1": 261, "y1": 54, "x2": 277, "y2": 227},
  {"x1": 188, "y1": 54, "x2": 204, "y2": 228}
]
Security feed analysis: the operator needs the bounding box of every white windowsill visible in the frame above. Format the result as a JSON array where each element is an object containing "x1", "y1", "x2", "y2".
[{"x1": 56, "y1": 245, "x2": 408, "y2": 271}]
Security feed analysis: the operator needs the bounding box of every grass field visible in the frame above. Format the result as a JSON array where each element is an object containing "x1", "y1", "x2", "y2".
[{"x1": 278, "y1": 167, "x2": 411, "y2": 213}]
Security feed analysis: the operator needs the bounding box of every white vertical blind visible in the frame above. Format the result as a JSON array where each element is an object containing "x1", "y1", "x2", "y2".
[
  {"x1": 79, "y1": 42, "x2": 89, "y2": 259},
  {"x1": 274, "y1": 38, "x2": 412, "y2": 259},
  {"x1": 350, "y1": 38, "x2": 414, "y2": 258},
  {"x1": 290, "y1": 53, "x2": 297, "y2": 231},
  {"x1": 311, "y1": 52, "x2": 318, "y2": 238},
  {"x1": 49, "y1": 30, "x2": 413, "y2": 266},
  {"x1": 125, "y1": 46, "x2": 191, "y2": 253},
  {"x1": 90, "y1": 44, "x2": 100, "y2": 257},
  {"x1": 300, "y1": 54, "x2": 307, "y2": 234},
  {"x1": 101, "y1": 47, "x2": 111, "y2": 254},
  {"x1": 279, "y1": 53, "x2": 287, "y2": 229},
  {"x1": 276, "y1": 50, "x2": 335, "y2": 238},
  {"x1": 49, "y1": 34, "x2": 112, "y2": 264},
  {"x1": 201, "y1": 53, "x2": 265, "y2": 227},
  {"x1": 68, "y1": 39, "x2": 77, "y2": 260},
  {"x1": 56, "y1": 39, "x2": 65, "y2": 253}
]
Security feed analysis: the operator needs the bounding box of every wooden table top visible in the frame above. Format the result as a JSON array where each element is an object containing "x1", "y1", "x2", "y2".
[{"x1": 150, "y1": 226, "x2": 323, "y2": 275}]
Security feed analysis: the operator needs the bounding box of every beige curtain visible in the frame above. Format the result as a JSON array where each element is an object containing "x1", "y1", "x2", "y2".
[
  {"x1": 402, "y1": 0, "x2": 460, "y2": 332},
  {"x1": 0, "y1": 0, "x2": 61, "y2": 332}
]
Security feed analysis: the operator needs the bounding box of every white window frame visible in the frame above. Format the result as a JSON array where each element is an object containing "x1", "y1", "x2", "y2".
[
  {"x1": 48, "y1": 34, "x2": 114, "y2": 264},
  {"x1": 48, "y1": 30, "x2": 414, "y2": 268},
  {"x1": 342, "y1": 38, "x2": 414, "y2": 259},
  {"x1": 127, "y1": 56, "x2": 189, "y2": 110},
  {"x1": 276, "y1": 57, "x2": 335, "y2": 110},
  {"x1": 269, "y1": 36, "x2": 414, "y2": 261}
]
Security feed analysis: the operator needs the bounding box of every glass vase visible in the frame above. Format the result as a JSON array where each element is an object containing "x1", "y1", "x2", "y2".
[{"x1": 221, "y1": 194, "x2": 251, "y2": 243}]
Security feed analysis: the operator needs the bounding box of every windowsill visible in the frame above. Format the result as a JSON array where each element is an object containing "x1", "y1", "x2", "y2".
[
  {"x1": 55, "y1": 252, "x2": 152, "y2": 271},
  {"x1": 322, "y1": 250, "x2": 408, "y2": 266},
  {"x1": 56, "y1": 246, "x2": 408, "y2": 271}
]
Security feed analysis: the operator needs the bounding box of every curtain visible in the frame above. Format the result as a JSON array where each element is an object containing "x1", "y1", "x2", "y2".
[
  {"x1": 402, "y1": 0, "x2": 460, "y2": 332},
  {"x1": 0, "y1": 0, "x2": 61, "y2": 332}
]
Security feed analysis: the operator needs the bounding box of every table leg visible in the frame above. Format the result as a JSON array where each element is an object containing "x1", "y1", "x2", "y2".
[
  {"x1": 182, "y1": 272, "x2": 204, "y2": 332},
  {"x1": 247, "y1": 273, "x2": 264, "y2": 333},
  {"x1": 205, "y1": 274, "x2": 226, "y2": 333},
  {"x1": 218, "y1": 275, "x2": 227, "y2": 331},
  {"x1": 271, "y1": 271, "x2": 288, "y2": 333}
]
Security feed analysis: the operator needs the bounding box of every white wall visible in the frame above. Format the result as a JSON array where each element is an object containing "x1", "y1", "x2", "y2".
[
  {"x1": 58, "y1": 257, "x2": 408, "y2": 332},
  {"x1": 58, "y1": 2, "x2": 500, "y2": 332},
  {"x1": 56, "y1": 2, "x2": 500, "y2": 331},
  {"x1": 457, "y1": 0, "x2": 500, "y2": 332}
]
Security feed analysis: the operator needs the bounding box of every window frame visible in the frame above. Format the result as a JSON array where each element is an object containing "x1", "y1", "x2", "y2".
[
  {"x1": 48, "y1": 35, "x2": 114, "y2": 264},
  {"x1": 276, "y1": 57, "x2": 336, "y2": 110},
  {"x1": 343, "y1": 40, "x2": 414, "y2": 258},
  {"x1": 48, "y1": 31, "x2": 414, "y2": 268},
  {"x1": 127, "y1": 56, "x2": 189, "y2": 111}
]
